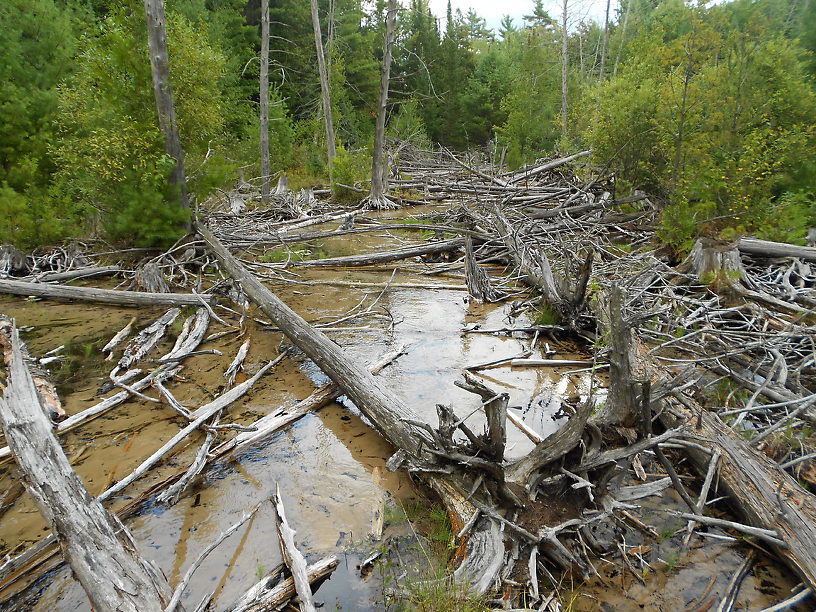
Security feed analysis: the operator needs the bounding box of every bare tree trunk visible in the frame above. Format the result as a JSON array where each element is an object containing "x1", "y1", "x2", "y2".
[
  {"x1": 0, "y1": 321, "x2": 172, "y2": 612},
  {"x1": 613, "y1": 0, "x2": 631, "y2": 77},
  {"x1": 260, "y1": 0, "x2": 271, "y2": 204},
  {"x1": 598, "y1": 0, "x2": 610, "y2": 82},
  {"x1": 368, "y1": 0, "x2": 398, "y2": 209},
  {"x1": 311, "y1": 0, "x2": 336, "y2": 176},
  {"x1": 560, "y1": 0, "x2": 569, "y2": 141},
  {"x1": 143, "y1": 0, "x2": 188, "y2": 212}
]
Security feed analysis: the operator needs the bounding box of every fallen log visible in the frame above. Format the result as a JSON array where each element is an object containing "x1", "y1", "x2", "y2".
[
  {"x1": 739, "y1": 238, "x2": 816, "y2": 263},
  {"x1": 0, "y1": 347, "x2": 405, "y2": 599},
  {"x1": 505, "y1": 150, "x2": 592, "y2": 185},
  {"x1": 289, "y1": 238, "x2": 463, "y2": 268},
  {"x1": 197, "y1": 222, "x2": 420, "y2": 452},
  {"x1": 0, "y1": 321, "x2": 172, "y2": 611},
  {"x1": 24, "y1": 265, "x2": 123, "y2": 283},
  {"x1": 0, "y1": 278, "x2": 216, "y2": 306},
  {"x1": 658, "y1": 372, "x2": 816, "y2": 592},
  {"x1": 0, "y1": 316, "x2": 65, "y2": 420},
  {"x1": 271, "y1": 485, "x2": 315, "y2": 612},
  {"x1": 197, "y1": 222, "x2": 513, "y2": 593},
  {"x1": 231, "y1": 556, "x2": 339, "y2": 612}
]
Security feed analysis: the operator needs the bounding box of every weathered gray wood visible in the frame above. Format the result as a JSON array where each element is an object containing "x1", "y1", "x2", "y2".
[
  {"x1": 119, "y1": 308, "x2": 180, "y2": 370},
  {"x1": 143, "y1": 0, "x2": 188, "y2": 210},
  {"x1": 739, "y1": 238, "x2": 816, "y2": 262},
  {"x1": 291, "y1": 238, "x2": 463, "y2": 268},
  {"x1": 505, "y1": 400, "x2": 592, "y2": 486},
  {"x1": 659, "y1": 396, "x2": 816, "y2": 592},
  {"x1": 232, "y1": 556, "x2": 338, "y2": 612},
  {"x1": 0, "y1": 321, "x2": 171, "y2": 611},
  {"x1": 506, "y1": 150, "x2": 592, "y2": 185},
  {"x1": 310, "y1": 0, "x2": 336, "y2": 175},
  {"x1": 464, "y1": 235, "x2": 501, "y2": 303},
  {"x1": 259, "y1": 0, "x2": 270, "y2": 202},
  {"x1": 0, "y1": 278, "x2": 215, "y2": 306},
  {"x1": 197, "y1": 222, "x2": 419, "y2": 452},
  {"x1": 99, "y1": 358, "x2": 280, "y2": 502},
  {"x1": 271, "y1": 486, "x2": 315, "y2": 612},
  {"x1": 26, "y1": 265, "x2": 122, "y2": 283},
  {"x1": 0, "y1": 316, "x2": 65, "y2": 420},
  {"x1": 367, "y1": 0, "x2": 397, "y2": 209}
]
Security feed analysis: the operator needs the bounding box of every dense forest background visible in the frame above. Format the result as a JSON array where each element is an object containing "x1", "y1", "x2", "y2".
[{"x1": 1, "y1": 0, "x2": 814, "y2": 253}]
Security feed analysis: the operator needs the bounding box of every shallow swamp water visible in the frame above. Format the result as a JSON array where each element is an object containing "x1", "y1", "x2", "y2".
[{"x1": 0, "y1": 205, "x2": 808, "y2": 611}]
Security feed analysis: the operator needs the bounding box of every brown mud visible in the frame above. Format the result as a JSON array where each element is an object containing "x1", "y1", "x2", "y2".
[{"x1": 0, "y1": 206, "x2": 807, "y2": 610}]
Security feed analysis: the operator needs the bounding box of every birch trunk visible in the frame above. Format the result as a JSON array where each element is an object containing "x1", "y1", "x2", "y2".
[
  {"x1": 311, "y1": 0, "x2": 336, "y2": 176},
  {"x1": 143, "y1": 0, "x2": 188, "y2": 212}
]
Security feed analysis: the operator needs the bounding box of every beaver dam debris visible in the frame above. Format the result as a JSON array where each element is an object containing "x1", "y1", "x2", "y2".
[{"x1": 1, "y1": 147, "x2": 816, "y2": 610}]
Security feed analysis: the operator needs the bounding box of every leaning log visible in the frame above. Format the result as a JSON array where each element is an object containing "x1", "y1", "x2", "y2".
[
  {"x1": 0, "y1": 321, "x2": 171, "y2": 611},
  {"x1": 658, "y1": 373, "x2": 816, "y2": 592},
  {"x1": 196, "y1": 222, "x2": 505, "y2": 593},
  {"x1": 0, "y1": 278, "x2": 215, "y2": 306},
  {"x1": 197, "y1": 222, "x2": 419, "y2": 452}
]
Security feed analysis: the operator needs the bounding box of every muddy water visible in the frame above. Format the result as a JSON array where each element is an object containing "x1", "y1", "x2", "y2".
[
  {"x1": 0, "y1": 208, "x2": 593, "y2": 611},
  {"x1": 0, "y1": 208, "x2": 806, "y2": 611}
]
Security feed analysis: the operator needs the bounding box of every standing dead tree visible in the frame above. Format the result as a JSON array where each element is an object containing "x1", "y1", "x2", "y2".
[
  {"x1": 260, "y1": 0, "x2": 271, "y2": 203},
  {"x1": 365, "y1": 0, "x2": 398, "y2": 210},
  {"x1": 0, "y1": 321, "x2": 172, "y2": 611},
  {"x1": 311, "y1": 0, "x2": 336, "y2": 176},
  {"x1": 143, "y1": 0, "x2": 188, "y2": 213}
]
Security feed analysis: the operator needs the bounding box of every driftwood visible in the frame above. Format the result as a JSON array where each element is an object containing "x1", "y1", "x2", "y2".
[
  {"x1": 0, "y1": 278, "x2": 215, "y2": 306},
  {"x1": 25, "y1": 265, "x2": 122, "y2": 283},
  {"x1": 0, "y1": 316, "x2": 65, "y2": 420},
  {"x1": 231, "y1": 556, "x2": 338, "y2": 612},
  {"x1": 0, "y1": 347, "x2": 404, "y2": 600},
  {"x1": 271, "y1": 485, "x2": 315, "y2": 612},
  {"x1": 0, "y1": 321, "x2": 172, "y2": 611},
  {"x1": 739, "y1": 237, "x2": 816, "y2": 263},
  {"x1": 197, "y1": 222, "x2": 420, "y2": 452},
  {"x1": 118, "y1": 308, "x2": 180, "y2": 370},
  {"x1": 658, "y1": 387, "x2": 816, "y2": 592},
  {"x1": 505, "y1": 150, "x2": 592, "y2": 185},
  {"x1": 290, "y1": 238, "x2": 463, "y2": 268}
]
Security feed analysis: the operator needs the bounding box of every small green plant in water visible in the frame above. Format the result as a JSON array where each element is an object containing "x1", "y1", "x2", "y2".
[
  {"x1": 662, "y1": 550, "x2": 683, "y2": 574},
  {"x1": 533, "y1": 303, "x2": 560, "y2": 326}
]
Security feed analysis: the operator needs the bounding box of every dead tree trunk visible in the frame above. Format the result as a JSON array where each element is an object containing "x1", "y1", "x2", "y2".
[
  {"x1": 311, "y1": 0, "x2": 336, "y2": 176},
  {"x1": 598, "y1": 0, "x2": 610, "y2": 82},
  {"x1": 612, "y1": 0, "x2": 631, "y2": 77},
  {"x1": 143, "y1": 0, "x2": 188, "y2": 213},
  {"x1": 197, "y1": 222, "x2": 516, "y2": 593},
  {"x1": 260, "y1": 0, "x2": 271, "y2": 203},
  {"x1": 196, "y1": 222, "x2": 418, "y2": 451},
  {"x1": 657, "y1": 378, "x2": 816, "y2": 592},
  {"x1": 0, "y1": 322, "x2": 172, "y2": 612},
  {"x1": 0, "y1": 278, "x2": 215, "y2": 306},
  {"x1": 367, "y1": 0, "x2": 397, "y2": 210},
  {"x1": 560, "y1": 0, "x2": 569, "y2": 141}
]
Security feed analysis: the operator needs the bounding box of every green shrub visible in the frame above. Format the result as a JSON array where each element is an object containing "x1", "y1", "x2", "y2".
[{"x1": 331, "y1": 146, "x2": 369, "y2": 204}]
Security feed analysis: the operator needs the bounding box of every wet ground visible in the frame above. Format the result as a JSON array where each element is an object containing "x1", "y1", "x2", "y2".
[{"x1": 0, "y1": 206, "x2": 808, "y2": 610}]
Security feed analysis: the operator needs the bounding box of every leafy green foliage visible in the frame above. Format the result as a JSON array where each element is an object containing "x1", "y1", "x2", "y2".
[
  {"x1": 53, "y1": 4, "x2": 227, "y2": 245},
  {"x1": 331, "y1": 146, "x2": 369, "y2": 204}
]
